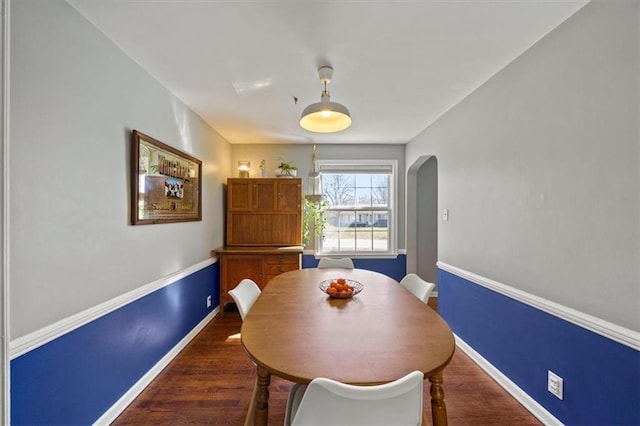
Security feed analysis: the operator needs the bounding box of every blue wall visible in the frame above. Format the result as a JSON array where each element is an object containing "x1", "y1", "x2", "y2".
[
  {"x1": 11, "y1": 262, "x2": 219, "y2": 425},
  {"x1": 302, "y1": 254, "x2": 407, "y2": 282},
  {"x1": 16, "y1": 258, "x2": 635, "y2": 425},
  {"x1": 439, "y1": 268, "x2": 640, "y2": 425}
]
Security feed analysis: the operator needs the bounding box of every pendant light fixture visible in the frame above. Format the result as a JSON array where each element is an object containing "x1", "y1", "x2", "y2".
[{"x1": 300, "y1": 66, "x2": 352, "y2": 133}]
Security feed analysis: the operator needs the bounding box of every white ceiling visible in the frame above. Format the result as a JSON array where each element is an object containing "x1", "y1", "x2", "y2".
[{"x1": 68, "y1": 0, "x2": 588, "y2": 145}]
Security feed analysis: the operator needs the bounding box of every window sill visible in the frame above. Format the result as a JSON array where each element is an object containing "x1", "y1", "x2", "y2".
[{"x1": 304, "y1": 249, "x2": 401, "y2": 260}]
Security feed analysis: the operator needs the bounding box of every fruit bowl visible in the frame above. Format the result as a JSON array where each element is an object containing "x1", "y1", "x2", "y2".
[{"x1": 319, "y1": 278, "x2": 364, "y2": 299}]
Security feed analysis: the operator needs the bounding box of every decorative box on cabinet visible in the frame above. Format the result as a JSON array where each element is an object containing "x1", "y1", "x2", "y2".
[
  {"x1": 226, "y1": 178, "x2": 302, "y2": 247},
  {"x1": 214, "y1": 247, "x2": 302, "y2": 309}
]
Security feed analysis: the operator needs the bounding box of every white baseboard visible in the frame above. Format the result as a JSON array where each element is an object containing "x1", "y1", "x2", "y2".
[
  {"x1": 454, "y1": 335, "x2": 562, "y2": 426},
  {"x1": 92, "y1": 307, "x2": 219, "y2": 426}
]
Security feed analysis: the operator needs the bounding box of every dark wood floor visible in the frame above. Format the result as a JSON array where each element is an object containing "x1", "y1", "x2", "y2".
[{"x1": 112, "y1": 300, "x2": 541, "y2": 425}]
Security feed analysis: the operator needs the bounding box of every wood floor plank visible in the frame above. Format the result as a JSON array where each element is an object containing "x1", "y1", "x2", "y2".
[{"x1": 112, "y1": 302, "x2": 541, "y2": 425}]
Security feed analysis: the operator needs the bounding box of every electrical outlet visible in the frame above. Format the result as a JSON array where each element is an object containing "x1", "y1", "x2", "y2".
[
  {"x1": 548, "y1": 370, "x2": 563, "y2": 400},
  {"x1": 206, "y1": 295, "x2": 212, "y2": 308}
]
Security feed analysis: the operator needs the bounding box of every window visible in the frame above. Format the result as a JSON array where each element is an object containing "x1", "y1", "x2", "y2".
[{"x1": 317, "y1": 160, "x2": 396, "y2": 255}]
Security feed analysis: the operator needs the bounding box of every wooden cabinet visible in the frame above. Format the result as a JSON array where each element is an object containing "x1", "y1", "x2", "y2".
[
  {"x1": 216, "y1": 248, "x2": 301, "y2": 307},
  {"x1": 216, "y1": 178, "x2": 303, "y2": 310},
  {"x1": 226, "y1": 178, "x2": 302, "y2": 246}
]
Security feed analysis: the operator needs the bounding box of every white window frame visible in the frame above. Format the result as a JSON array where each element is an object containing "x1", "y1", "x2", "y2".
[{"x1": 316, "y1": 159, "x2": 397, "y2": 257}]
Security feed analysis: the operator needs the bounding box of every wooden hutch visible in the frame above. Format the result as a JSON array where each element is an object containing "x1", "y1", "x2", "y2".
[{"x1": 214, "y1": 178, "x2": 303, "y2": 309}]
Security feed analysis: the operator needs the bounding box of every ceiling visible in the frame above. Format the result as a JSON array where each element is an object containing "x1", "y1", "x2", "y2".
[{"x1": 68, "y1": 1, "x2": 588, "y2": 145}]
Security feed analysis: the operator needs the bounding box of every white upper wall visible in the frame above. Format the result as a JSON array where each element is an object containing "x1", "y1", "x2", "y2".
[
  {"x1": 406, "y1": 0, "x2": 639, "y2": 331},
  {"x1": 9, "y1": 0, "x2": 231, "y2": 338}
]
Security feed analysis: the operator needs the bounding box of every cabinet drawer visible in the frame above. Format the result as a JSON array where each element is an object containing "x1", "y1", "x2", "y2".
[
  {"x1": 265, "y1": 254, "x2": 299, "y2": 265},
  {"x1": 265, "y1": 262, "x2": 300, "y2": 275}
]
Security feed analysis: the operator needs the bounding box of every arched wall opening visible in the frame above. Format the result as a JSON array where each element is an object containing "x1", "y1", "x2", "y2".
[{"x1": 406, "y1": 155, "x2": 438, "y2": 286}]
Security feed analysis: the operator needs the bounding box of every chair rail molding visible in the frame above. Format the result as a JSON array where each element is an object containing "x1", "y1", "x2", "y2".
[
  {"x1": 437, "y1": 262, "x2": 640, "y2": 351},
  {"x1": 10, "y1": 257, "x2": 217, "y2": 359}
]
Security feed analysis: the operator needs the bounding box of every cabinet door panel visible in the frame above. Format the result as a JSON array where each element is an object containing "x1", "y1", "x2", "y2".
[
  {"x1": 228, "y1": 214, "x2": 269, "y2": 245},
  {"x1": 222, "y1": 255, "x2": 264, "y2": 286},
  {"x1": 228, "y1": 179, "x2": 252, "y2": 211},
  {"x1": 220, "y1": 254, "x2": 265, "y2": 306},
  {"x1": 268, "y1": 214, "x2": 302, "y2": 245},
  {"x1": 253, "y1": 180, "x2": 277, "y2": 211},
  {"x1": 277, "y1": 180, "x2": 301, "y2": 211}
]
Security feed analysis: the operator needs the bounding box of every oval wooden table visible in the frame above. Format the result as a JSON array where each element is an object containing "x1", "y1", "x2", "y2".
[{"x1": 241, "y1": 268, "x2": 455, "y2": 425}]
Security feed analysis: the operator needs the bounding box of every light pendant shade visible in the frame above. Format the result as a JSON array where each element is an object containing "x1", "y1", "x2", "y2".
[
  {"x1": 300, "y1": 66, "x2": 351, "y2": 133},
  {"x1": 300, "y1": 100, "x2": 351, "y2": 133}
]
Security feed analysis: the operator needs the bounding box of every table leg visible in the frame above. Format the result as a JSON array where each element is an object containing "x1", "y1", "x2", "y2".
[
  {"x1": 429, "y1": 370, "x2": 448, "y2": 426},
  {"x1": 243, "y1": 379, "x2": 257, "y2": 426},
  {"x1": 254, "y1": 365, "x2": 271, "y2": 426}
]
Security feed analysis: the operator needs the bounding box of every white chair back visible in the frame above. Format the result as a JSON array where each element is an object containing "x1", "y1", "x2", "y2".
[
  {"x1": 287, "y1": 370, "x2": 424, "y2": 426},
  {"x1": 227, "y1": 278, "x2": 261, "y2": 320},
  {"x1": 317, "y1": 257, "x2": 354, "y2": 269},
  {"x1": 400, "y1": 273, "x2": 435, "y2": 304}
]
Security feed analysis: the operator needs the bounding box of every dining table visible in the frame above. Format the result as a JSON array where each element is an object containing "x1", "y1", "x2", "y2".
[{"x1": 240, "y1": 267, "x2": 456, "y2": 425}]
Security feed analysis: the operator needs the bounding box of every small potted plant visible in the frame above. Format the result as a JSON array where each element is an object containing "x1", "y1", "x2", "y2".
[
  {"x1": 275, "y1": 157, "x2": 297, "y2": 177},
  {"x1": 260, "y1": 159, "x2": 268, "y2": 178}
]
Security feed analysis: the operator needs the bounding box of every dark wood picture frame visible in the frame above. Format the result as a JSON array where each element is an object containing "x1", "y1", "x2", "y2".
[{"x1": 131, "y1": 130, "x2": 202, "y2": 225}]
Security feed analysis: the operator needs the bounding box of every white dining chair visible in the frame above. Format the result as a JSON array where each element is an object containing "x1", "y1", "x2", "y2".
[
  {"x1": 227, "y1": 278, "x2": 261, "y2": 321},
  {"x1": 228, "y1": 278, "x2": 262, "y2": 426},
  {"x1": 400, "y1": 273, "x2": 435, "y2": 304},
  {"x1": 284, "y1": 370, "x2": 425, "y2": 426},
  {"x1": 317, "y1": 257, "x2": 354, "y2": 269}
]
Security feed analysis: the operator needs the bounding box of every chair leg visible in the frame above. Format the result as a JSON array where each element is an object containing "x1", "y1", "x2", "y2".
[{"x1": 244, "y1": 378, "x2": 258, "y2": 426}]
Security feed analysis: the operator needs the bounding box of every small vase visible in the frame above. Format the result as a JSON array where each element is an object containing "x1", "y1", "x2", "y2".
[{"x1": 261, "y1": 170, "x2": 269, "y2": 178}]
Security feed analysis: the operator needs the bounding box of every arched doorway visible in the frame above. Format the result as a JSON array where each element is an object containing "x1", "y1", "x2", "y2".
[{"x1": 406, "y1": 155, "x2": 438, "y2": 285}]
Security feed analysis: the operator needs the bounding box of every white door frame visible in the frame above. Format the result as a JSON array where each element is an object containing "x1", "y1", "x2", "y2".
[
  {"x1": 406, "y1": 155, "x2": 436, "y2": 276},
  {"x1": 1, "y1": 0, "x2": 10, "y2": 423}
]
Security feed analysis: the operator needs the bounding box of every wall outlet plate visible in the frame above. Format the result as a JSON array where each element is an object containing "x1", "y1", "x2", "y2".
[
  {"x1": 548, "y1": 370, "x2": 563, "y2": 400},
  {"x1": 206, "y1": 295, "x2": 212, "y2": 308}
]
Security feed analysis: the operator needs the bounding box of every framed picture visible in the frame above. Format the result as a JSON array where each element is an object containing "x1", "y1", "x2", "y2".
[{"x1": 131, "y1": 130, "x2": 202, "y2": 225}]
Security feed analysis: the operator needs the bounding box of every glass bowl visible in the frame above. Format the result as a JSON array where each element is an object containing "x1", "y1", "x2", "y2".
[{"x1": 319, "y1": 278, "x2": 364, "y2": 299}]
